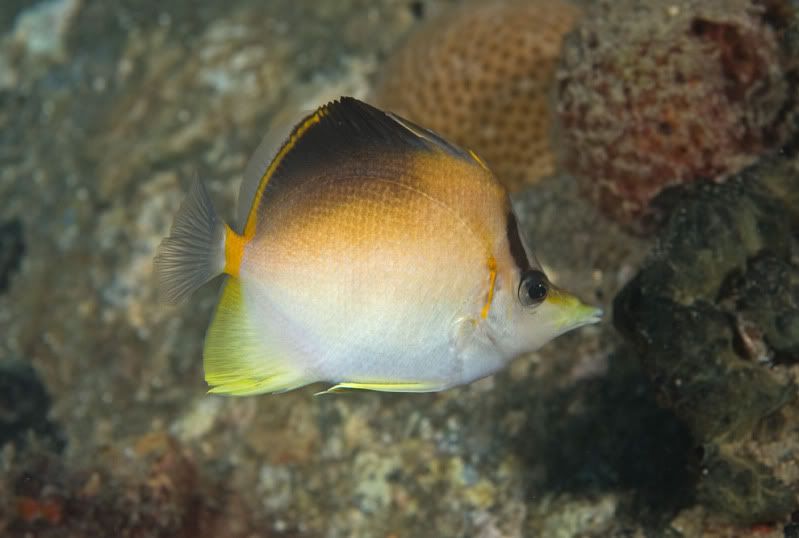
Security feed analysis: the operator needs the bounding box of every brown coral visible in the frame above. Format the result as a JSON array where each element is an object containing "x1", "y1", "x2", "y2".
[
  {"x1": 555, "y1": 0, "x2": 798, "y2": 230},
  {"x1": 371, "y1": 0, "x2": 581, "y2": 192}
]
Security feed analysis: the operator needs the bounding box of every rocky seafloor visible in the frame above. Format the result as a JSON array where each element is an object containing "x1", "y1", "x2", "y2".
[{"x1": 1, "y1": 0, "x2": 798, "y2": 537}]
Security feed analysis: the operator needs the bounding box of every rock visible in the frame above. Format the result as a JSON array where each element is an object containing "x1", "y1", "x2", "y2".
[
  {"x1": 785, "y1": 512, "x2": 799, "y2": 538},
  {"x1": 0, "y1": 0, "x2": 83, "y2": 89},
  {"x1": 724, "y1": 254, "x2": 799, "y2": 363},
  {"x1": 613, "y1": 153, "x2": 799, "y2": 522},
  {"x1": 556, "y1": 0, "x2": 799, "y2": 230},
  {"x1": 0, "y1": 219, "x2": 24, "y2": 293},
  {"x1": 0, "y1": 359, "x2": 62, "y2": 451}
]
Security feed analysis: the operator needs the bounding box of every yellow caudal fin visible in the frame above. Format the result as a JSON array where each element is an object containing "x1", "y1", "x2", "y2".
[{"x1": 204, "y1": 277, "x2": 311, "y2": 396}]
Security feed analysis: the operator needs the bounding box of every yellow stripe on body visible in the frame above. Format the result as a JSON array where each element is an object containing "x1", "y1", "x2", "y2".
[
  {"x1": 461, "y1": 152, "x2": 502, "y2": 320},
  {"x1": 481, "y1": 255, "x2": 497, "y2": 319}
]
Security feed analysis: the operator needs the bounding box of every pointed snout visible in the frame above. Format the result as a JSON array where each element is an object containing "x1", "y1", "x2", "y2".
[{"x1": 545, "y1": 288, "x2": 603, "y2": 331}]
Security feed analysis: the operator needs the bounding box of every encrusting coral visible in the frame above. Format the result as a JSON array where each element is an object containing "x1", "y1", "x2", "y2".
[
  {"x1": 372, "y1": 0, "x2": 581, "y2": 192},
  {"x1": 556, "y1": 0, "x2": 799, "y2": 230}
]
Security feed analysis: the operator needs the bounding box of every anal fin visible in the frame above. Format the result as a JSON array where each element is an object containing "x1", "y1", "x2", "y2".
[
  {"x1": 315, "y1": 381, "x2": 444, "y2": 396},
  {"x1": 204, "y1": 277, "x2": 310, "y2": 396}
]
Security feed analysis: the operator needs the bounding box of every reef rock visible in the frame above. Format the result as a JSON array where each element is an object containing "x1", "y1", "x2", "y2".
[
  {"x1": 614, "y1": 154, "x2": 799, "y2": 523},
  {"x1": 0, "y1": 359, "x2": 62, "y2": 451},
  {"x1": 556, "y1": 0, "x2": 799, "y2": 231},
  {"x1": 0, "y1": 220, "x2": 24, "y2": 294}
]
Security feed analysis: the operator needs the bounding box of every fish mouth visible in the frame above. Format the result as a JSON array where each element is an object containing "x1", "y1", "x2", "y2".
[
  {"x1": 546, "y1": 291, "x2": 604, "y2": 331},
  {"x1": 581, "y1": 305, "x2": 604, "y2": 325},
  {"x1": 566, "y1": 304, "x2": 603, "y2": 330}
]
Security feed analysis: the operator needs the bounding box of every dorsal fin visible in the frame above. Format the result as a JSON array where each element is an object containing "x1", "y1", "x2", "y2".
[
  {"x1": 241, "y1": 97, "x2": 482, "y2": 238},
  {"x1": 236, "y1": 106, "x2": 316, "y2": 232}
]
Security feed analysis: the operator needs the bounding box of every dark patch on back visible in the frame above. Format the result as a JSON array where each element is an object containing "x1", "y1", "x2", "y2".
[
  {"x1": 250, "y1": 97, "x2": 479, "y2": 227},
  {"x1": 507, "y1": 211, "x2": 530, "y2": 271}
]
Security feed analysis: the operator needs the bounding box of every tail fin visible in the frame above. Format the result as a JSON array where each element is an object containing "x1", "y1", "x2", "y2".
[{"x1": 154, "y1": 179, "x2": 227, "y2": 304}]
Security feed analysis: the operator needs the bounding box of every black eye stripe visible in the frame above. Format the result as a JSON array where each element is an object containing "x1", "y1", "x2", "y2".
[{"x1": 506, "y1": 211, "x2": 531, "y2": 272}]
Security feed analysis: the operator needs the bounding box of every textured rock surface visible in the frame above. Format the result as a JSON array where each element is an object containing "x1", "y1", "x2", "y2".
[
  {"x1": 0, "y1": 359, "x2": 62, "y2": 451},
  {"x1": 614, "y1": 155, "x2": 799, "y2": 523},
  {"x1": 556, "y1": 0, "x2": 799, "y2": 230},
  {"x1": 372, "y1": 0, "x2": 581, "y2": 192},
  {"x1": 0, "y1": 219, "x2": 23, "y2": 293}
]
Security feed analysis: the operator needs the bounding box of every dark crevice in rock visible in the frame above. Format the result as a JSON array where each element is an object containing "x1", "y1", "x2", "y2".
[
  {"x1": 509, "y1": 352, "x2": 699, "y2": 530},
  {"x1": 0, "y1": 219, "x2": 24, "y2": 294},
  {"x1": 0, "y1": 359, "x2": 63, "y2": 452}
]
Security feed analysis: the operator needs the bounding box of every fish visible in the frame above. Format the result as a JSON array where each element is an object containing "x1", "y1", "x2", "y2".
[{"x1": 154, "y1": 97, "x2": 601, "y2": 396}]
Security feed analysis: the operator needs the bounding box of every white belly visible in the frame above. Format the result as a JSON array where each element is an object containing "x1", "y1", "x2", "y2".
[
  {"x1": 240, "y1": 273, "x2": 465, "y2": 388},
  {"x1": 239, "y1": 234, "x2": 494, "y2": 388}
]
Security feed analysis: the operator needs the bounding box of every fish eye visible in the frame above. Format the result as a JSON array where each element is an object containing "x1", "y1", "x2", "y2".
[{"x1": 519, "y1": 270, "x2": 548, "y2": 307}]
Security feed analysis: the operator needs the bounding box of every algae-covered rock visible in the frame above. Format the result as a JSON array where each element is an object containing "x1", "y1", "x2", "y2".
[
  {"x1": 725, "y1": 254, "x2": 799, "y2": 362},
  {"x1": 698, "y1": 441, "x2": 797, "y2": 523},
  {"x1": 614, "y1": 153, "x2": 799, "y2": 523}
]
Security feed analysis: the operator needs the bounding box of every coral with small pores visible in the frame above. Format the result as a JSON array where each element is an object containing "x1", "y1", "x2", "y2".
[
  {"x1": 372, "y1": 0, "x2": 581, "y2": 192},
  {"x1": 556, "y1": 0, "x2": 798, "y2": 229}
]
